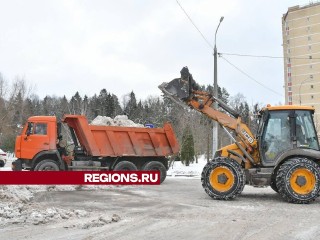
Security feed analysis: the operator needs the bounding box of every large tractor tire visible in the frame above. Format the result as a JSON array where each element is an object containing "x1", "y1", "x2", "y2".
[
  {"x1": 34, "y1": 159, "x2": 60, "y2": 171},
  {"x1": 142, "y1": 161, "x2": 167, "y2": 184},
  {"x1": 270, "y1": 180, "x2": 279, "y2": 193},
  {"x1": 201, "y1": 157, "x2": 246, "y2": 200},
  {"x1": 113, "y1": 161, "x2": 138, "y2": 171},
  {"x1": 276, "y1": 158, "x2": 320, "y2": 204}
]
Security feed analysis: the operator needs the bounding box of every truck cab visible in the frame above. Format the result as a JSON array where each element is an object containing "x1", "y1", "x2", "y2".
[{"x1": 13, "y1": 116, "x2": 65, "y2": 170}]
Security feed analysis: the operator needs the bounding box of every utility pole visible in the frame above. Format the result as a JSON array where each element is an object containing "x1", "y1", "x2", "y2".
[{"x1": 212, "y1": 16, "x2": 224, "y2": 158}]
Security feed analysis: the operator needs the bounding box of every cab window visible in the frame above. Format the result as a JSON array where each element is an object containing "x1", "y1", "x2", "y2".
[
  {"x1": 34, "y1": 123, "x2": 47, "y2": 135},
  {"x1": 295, "y1": 110, "x2": 319, "y2": 150},
  {"x1": 26, "y1": 122, "x2": 47, "y2": 135}
]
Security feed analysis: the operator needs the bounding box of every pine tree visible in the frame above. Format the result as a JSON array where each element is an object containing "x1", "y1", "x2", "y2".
[
  {"x1": 180, "y1": 126, "x2": 195, "y2": 166},
  {"x1": 124, "y1": 91, "x2": 137, "y2": 120}
]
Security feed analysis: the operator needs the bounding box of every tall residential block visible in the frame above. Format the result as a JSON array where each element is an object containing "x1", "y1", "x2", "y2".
[{"x1": 282, "y1": 3, "x2": 320, "y2": 122}]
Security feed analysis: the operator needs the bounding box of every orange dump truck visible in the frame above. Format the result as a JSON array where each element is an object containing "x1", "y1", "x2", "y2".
[{"x1": 13, "y1": 115, "x2": 179, "y2": 183}]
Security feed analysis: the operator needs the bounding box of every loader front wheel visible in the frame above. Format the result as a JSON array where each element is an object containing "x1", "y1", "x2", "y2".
[
  {"x1": 276, "y1": 158, "x2": 320, "y2": 204},
  {"x1": 201, "y1": 157, "x2": 245, "y2": 200}
]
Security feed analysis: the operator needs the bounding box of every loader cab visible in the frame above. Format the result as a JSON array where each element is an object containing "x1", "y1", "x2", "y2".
[{"x1": 258, "y1": 106, "x2": 319, "y2": 166}]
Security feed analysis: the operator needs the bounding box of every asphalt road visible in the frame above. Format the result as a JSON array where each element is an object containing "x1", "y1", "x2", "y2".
[{"x1": 2, "y1": 177, "x2": 320, "y2": 240}]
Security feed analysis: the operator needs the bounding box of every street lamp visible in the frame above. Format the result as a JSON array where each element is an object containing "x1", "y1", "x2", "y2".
[
  {"x1": 212, "y1": 16, "x2": 224, "y2": 158},
  {"x1": 299, "y1": 77, "x2": 313, "y2": 105}
]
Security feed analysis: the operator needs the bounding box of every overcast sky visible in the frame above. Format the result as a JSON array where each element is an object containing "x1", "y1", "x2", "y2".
[{"x1": 0, "y1": 0, "x2": 306, "y2": 105}]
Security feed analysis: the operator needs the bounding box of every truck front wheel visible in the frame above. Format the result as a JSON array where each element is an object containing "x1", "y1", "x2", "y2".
[{"x1": 34, "y1": 160, "x2": 60, "y2": 171}]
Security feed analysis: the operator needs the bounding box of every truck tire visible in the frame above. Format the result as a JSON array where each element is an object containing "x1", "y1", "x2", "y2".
[
  {"x1": 34, "y1": 160, "x2": 60, "y2": 171},
  {"x1": 113, "y1": 161, "x2": 138, "y2": 171},
  {"x1": 276, "y1": 158, "x2": 320, "y2": 204},
  {"x1": 201, "y1": 157, "x2": 246, "y2": 200},
  {"x1": 142, "y1": 161, "x2": 167, "y2": 184}
]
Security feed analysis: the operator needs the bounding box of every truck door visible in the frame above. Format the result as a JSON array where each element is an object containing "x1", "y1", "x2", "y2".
[{"x1": 20, "y1": 122, "x2": 50, "y2": 160}]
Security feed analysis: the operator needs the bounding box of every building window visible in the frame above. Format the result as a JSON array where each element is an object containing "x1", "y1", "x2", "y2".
[
  {"x1": 311, "y1": 95, "x2": 314, "y2": 99},
  {"x1": 288, "y1": 86, "x2": 292, "y2": 91},
  {"x1": 309, "y1": 55, "x2": 312, "y2": 59},
  {"x1": 310, "y1": 75, "x2": 313, "y2": 79},
  {"x1": 311, "y1": 85, "x2": 314, "y2": 89},
  {"x1": 287, "y1": 49, "x2": 291, "y2": 54},
  {"x1": 308, "y1": 45, "x2": 312, "y2": 51},
  {"x1": 288, "y1": 76, "x2": 291, "y2": 82},
  {"x1": 287, "y1": 40, "x2": 290, "y2": 44},
  {"x1": 307, "y1": 17, "x2": 310, "y2": 21},
  {"x1": 287, "y1": 58, "x2": 291, "y2": 63},
  {"x1": 310, "y1": 65, "x2": 313, "y2": 69},
  {"x1": 308, "y1": 36, "x2": 312, "y2": 41}
]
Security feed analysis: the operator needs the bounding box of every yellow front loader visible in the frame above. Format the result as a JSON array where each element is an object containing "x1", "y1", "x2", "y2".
[{"x1": 159, "y1": 67, "x2": 320, "y2": 203}]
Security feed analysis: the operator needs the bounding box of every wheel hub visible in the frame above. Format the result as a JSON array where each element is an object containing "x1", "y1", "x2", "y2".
[
  {"x1": 290, "y1": 168, "x2": 316, "y2": 195},
  {"x1": 295, "y1": 175, "x2": 307, "y2": 187},
  {"x1": 217, "y1": 173, "x2": 228, "y2": 184},
  {"x1": 209, "y1": 166, "x2": 235, "y2": 192}
]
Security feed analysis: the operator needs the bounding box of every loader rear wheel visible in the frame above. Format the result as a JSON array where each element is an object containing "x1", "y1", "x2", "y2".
[
  {"x1": 113, "y1": 161, "x2": 138, "y2": 171},
  {"x1": 34, "y1": 160, "x2": 60, "y2": 171},
  {"x1": 270, "y1": 178, "x2": 279, "y2": 193},
  {"x1": 201, "y1": 157, "x2": 245, "y2": 200},
  {"x1": 142, "y1": 161, "x2": 167, "y2": 184},
  {"x1": 276, "y1": 158, "x2": 320, "y2": 204}
]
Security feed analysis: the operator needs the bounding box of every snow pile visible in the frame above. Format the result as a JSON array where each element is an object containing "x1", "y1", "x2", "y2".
[
  {"x1": 66, "y1": 214, "x2": 121, "y2": 229},
  {"x1": 91, "y1": 115, "x2": 144, "y2": 127},
  {"x1": 0, "y1": 204, "x2": 90, "y2": 226},
  {"x1": 0, "y1": 185, "x2": 111, "y2": 226},
  {"x1": 167, "y1": 155, "x2": 208, "y2": 177}
]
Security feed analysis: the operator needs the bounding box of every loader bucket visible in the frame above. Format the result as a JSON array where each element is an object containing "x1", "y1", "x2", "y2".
[
  {"x1": 158, "y1": 78, "x2": 191, "y2": 108},
  {"x1": 159, "y1": 67, "x2": 198, "y2": 106},
  {"x1": 159, "y1": 77, "x2": 190, "y2": 99}
]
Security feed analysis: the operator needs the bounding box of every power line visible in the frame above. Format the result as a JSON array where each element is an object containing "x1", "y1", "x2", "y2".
[
  {"x1": 220, "y1": 52, "x2": 320, "y2": 60},
  {"x1": 175, "y1": 0, "x2": 283, "y2": 97},
  {"x1": 175, "y1": 0, "x2": 214, "y2": 51},
  {"x1": 221, "y1": 56, "x2": 284, "y2": 97}
]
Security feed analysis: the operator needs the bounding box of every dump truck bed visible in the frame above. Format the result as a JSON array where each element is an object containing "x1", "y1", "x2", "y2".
[{"x1": 62, "y1": 115, "x2": 179, "y2": 157}]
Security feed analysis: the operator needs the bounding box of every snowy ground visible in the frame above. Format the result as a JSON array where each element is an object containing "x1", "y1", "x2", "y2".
[
  {"x1": 167, "y1": 155, "x2": 207, "y2": 177},
  {"x1": 1, "y1": 156, "x2": 320, "y2": 239},
  {"x1": 1, "y1": 178, "x2": 320, "y2": 240},
  {"x1": 0, "y1": 154, "x2": 208, "y2": 231}
]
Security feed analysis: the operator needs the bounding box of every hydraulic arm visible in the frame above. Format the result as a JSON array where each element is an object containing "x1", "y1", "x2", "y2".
[{"x1": 159, "y1": 67, "x2": 258, "y2": 164}]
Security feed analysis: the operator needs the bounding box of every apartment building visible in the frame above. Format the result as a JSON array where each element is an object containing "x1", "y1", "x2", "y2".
[{"x1": 282, "y1": 2, "x2": 320, "y2": 123}]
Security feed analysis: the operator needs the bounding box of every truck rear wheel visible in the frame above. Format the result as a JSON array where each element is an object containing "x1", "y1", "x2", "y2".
[
  {"x1": 276, "y1": 158, "x2": 320, "y2": 204},
  {"x1": 201, "y1": 157, "x2": 245, "y2": 200},
  {"x1": 113, "y1": 161, "x2": 138, "y2": 171},
  {"x1": 34, "y1": 160, "x2": 60, "y2": 171},
  {"x1": 142, "y1": 161, "x2": 167, "y2": 184}
]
